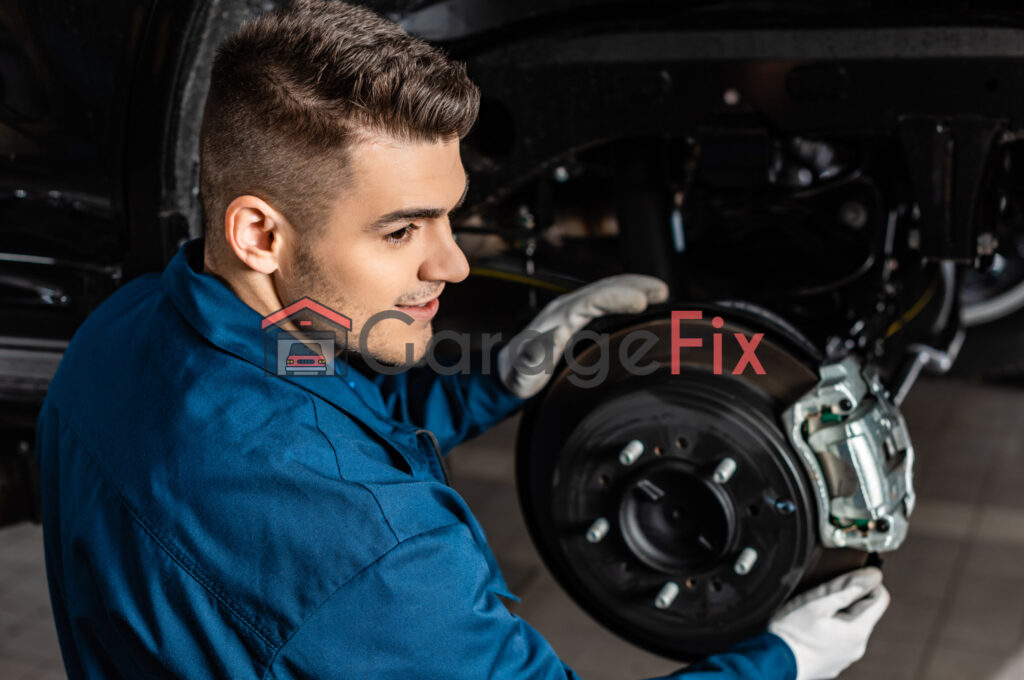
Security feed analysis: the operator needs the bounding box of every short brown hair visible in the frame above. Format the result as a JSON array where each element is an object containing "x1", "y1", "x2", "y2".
[{"x1": 199, "y1": 0, "x2": 479, "y2": 243}]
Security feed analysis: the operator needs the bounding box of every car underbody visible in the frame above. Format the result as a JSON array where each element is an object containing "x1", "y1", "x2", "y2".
[{"x1": 2, "y1": 0, "x2": 1023, "y2": 659}]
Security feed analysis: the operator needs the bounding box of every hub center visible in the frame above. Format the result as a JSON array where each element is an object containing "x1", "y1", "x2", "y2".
[{"x1": 618, "y1": 459, "x2": 735, "y2": 573}]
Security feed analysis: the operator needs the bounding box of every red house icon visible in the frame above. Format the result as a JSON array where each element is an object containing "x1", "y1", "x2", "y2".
[{"x1": 261, "y1": 297, "x2": 352, "y2": 331}]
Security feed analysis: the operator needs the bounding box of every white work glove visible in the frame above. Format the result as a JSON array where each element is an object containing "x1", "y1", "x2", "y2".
[
  {"x1": 768, "y1": 567, "x2": 890, "y2": 680},
  {"x1": 497, "y1": 274, "x2": 669, "y2": 399}
]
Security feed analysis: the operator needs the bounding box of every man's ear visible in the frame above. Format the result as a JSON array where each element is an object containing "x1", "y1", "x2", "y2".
[{"x1": 223, "y1": 195, "x2": 289, "y2": 275}]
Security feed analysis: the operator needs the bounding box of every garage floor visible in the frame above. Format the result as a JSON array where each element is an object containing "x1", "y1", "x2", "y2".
[{"x1": 2, "y1": 375, "x2": 1023, "y2": 679}]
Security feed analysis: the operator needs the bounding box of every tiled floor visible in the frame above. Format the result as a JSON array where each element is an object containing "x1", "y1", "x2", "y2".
[
  {"x1": 446, "y1": 376, "x2": 1024, "y2": 680},
  {"x1": 0, "y1": 524, "x2": 64, "y2": 679},
  {"x1": 3, "y1": 375, "x2": 1024, "y2": 679}
]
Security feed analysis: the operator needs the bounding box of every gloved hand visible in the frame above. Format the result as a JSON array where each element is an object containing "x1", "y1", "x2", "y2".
[
  {"x1": 768, "y1": 567, "x2": 890, "y2": 680},
  {"x1": 497, "y1": 274, "x2": 669, "y2": 399}
]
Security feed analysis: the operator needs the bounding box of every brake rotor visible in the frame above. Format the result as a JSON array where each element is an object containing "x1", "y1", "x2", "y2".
[{"x1": 516, "y1": 303, "x2": 869, "y2": 660}]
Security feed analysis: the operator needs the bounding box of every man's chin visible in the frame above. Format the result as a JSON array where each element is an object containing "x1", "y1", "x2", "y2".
[
  {"x1": 366, "y1": 353, "x2": 421, "y2": 369},
  {"x1": 358, "y1": 340, "x2": 430, "y2": 370}
]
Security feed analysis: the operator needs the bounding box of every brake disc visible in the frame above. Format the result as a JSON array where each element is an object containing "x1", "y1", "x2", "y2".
[{"x1": 515, "y1": 303, "x2": 872, "y2": 660}]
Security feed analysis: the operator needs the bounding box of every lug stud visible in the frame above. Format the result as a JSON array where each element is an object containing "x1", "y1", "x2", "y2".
[
  {"x1": 734, "y1": 547, "x2": 759, "y2": 575},
  {"x1": 712, "y1": 457, "x2": 737, "y2": 484},
  {"x1": 655, "y1": 581, "x2": 680, "y2": 609},
  {"x1": 618, "y1": 439, "x2": 645, "y2": 466},
  {"x1": 586, "y1": 518, "x2": 610, "y2": 543}
]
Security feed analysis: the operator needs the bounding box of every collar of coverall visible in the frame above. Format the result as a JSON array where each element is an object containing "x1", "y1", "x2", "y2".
[{"x1": 162, "y1": 238, "x2": 421, "y2": 454}]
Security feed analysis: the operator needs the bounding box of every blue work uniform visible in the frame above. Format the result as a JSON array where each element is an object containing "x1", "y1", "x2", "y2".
[{"x1": 35, "y1": 239, "x2": 797, "y2": 679}]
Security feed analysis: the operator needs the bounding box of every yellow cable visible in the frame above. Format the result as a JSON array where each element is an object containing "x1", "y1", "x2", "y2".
[
  {"x1": 885, "y1": 275, "x2": 940, "y2": 339},
  {"x1": 469, "y1": 267, "x2": 574, "y2": 293}
]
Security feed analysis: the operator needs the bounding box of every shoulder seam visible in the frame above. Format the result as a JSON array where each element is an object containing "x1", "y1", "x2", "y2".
[
  {"x1": 260, "y1": 521, "x2": 466, "y2": 680},
  {"x1": 307, "y1": 396, "x2": 399, "y2": 542},
  {"x1": 308, "y1": 396, "x2": 344, "y2": 479}
]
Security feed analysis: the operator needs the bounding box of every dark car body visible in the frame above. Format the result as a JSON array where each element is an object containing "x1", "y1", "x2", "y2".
[{"x1": 5, "y1": 0, "x2": 1024, "y2": 657}]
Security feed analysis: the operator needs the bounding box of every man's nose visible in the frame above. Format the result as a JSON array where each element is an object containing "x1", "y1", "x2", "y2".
[{"x1": 420, "y1": 221, "x2": 470, "y2": 283}]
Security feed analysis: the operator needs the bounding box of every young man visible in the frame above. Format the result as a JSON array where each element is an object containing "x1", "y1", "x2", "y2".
[{"x1": 35, "y1": 1, "x2": 888, "y2": 678}]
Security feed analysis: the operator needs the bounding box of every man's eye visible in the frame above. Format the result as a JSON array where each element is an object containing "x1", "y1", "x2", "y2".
[{"x1": 385, "y1": 223, "x2": 421, "y2": 245}]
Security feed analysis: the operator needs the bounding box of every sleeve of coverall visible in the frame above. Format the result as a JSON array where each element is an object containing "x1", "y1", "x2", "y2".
[
  {"x1": 261, "y1": 522, "x2": 797, "y2": 680},
  {"x1": 371, "y1": 344, "x2": 526, "y2": 454}
]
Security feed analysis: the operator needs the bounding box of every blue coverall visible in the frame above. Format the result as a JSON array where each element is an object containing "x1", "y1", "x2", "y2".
[{"x1": 35, "y1": 239, "x2": 797, "y2": 679}]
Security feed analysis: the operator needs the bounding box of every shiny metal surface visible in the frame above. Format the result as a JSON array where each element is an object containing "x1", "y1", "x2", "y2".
[{"x1": 783, "y1": 355, "x2": 916, "y2": 553}]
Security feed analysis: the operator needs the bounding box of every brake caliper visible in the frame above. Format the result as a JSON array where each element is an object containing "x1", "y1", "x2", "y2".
[{"x1": 782, "y1": 355, "x2": 916, "y2": 552}]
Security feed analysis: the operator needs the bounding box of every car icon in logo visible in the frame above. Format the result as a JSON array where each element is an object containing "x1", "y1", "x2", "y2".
[{"x1": 284, "y1": 342, "x2": 328, "y2": 376}]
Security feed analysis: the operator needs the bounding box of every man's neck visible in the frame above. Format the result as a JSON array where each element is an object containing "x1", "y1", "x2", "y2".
[{"x1": 203, "y1": 247, "x2": 285, "y2": 319}]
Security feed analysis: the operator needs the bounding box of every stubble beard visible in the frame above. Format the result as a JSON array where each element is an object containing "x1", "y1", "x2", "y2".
[{"x1": 289, "y1": 238, "x2": 428, "y2": 368}]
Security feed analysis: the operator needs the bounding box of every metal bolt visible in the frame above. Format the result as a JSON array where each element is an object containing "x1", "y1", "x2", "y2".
[
  {"x1": 734, "y1": 547, "x2": 759, "y2": 575},
  {"x1": 655, "y1": 581, "x2": 680, "y2": 609},
  {"x1": 586, "y1": 518, "x2": 610, "y2": 543},
  {"x1": 774, "y1": 499, "x2": 796, "y2": 514},
  {"x1": 977, "y1": 232, "x2": 998, "y2": 256},
  {"x1": 552, "y1": 165, "x2": 570, "y2": 183},
  {"x1": 991, "y1": 252, "x2": 1007, "y2": 276},
  {"x1": 712, "y1": 457, "x2": 737, "y2": 484},
  {"x1": 839, "y1": 201, "x2": 869, "y2": 230},
  {"x1": 875, "y1": 518, "x2": 891, "y2": 532},
  {"x1": 839, "y1": 399, "x2": 853, "y2": 411},
  {"x1": 619, "y1": 439, "x2": 645, "y2": 466},
  {"x1": 518, "y1": 205, "x2": 536, "y2": 230},
  {"x1": 907, "y1": 228, "x2": 922, "y2": 250}
]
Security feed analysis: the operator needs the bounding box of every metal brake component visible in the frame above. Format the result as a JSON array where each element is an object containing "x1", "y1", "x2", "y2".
[
  {"x1": 891, "y1": 327, "x2": 966, "y2": 407},
  {"x1": 782, "y1": 355, "x2": 916, "y2": 552},
  {"x1": 516, "y1": 306, "x2": 871, "y2": 660}
]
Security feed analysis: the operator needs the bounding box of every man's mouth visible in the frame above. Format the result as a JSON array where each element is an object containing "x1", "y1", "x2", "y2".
[{"x1": 394, "y1": 294, "x2": 441, "y2": 321}]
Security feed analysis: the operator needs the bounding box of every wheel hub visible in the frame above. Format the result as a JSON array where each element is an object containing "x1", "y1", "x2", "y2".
[
  {"x1": 618, "y1": 459, "x2": 734, "y2": 573},
  {"x1": 516, "y1": 304, "x2": 870, "y2": 659}
]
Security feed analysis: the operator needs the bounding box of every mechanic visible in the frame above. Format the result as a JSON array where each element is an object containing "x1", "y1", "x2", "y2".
[{"x1": 35, "y1": 1, "x2": 889, "y2": 678}]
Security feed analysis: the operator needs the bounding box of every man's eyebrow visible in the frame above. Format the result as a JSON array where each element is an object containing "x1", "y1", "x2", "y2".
[
  {"x1": 366, "y1": 207, "x2": 446, "y2": 232},
  {"x1": 366, "y1": 173, "x2": 470, "y2": 232}
]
